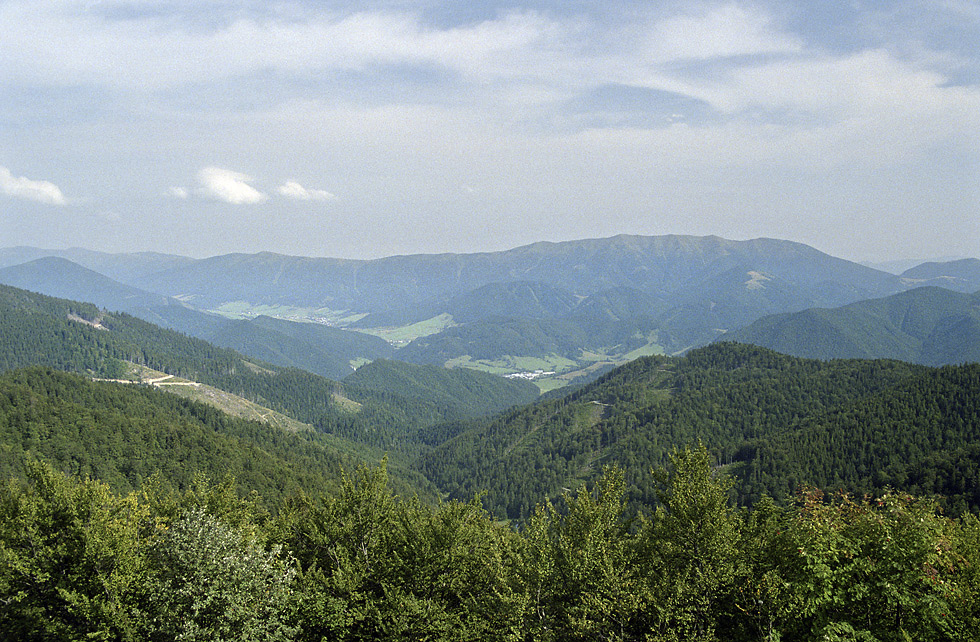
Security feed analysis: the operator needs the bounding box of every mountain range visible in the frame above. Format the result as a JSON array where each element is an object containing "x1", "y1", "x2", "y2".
[
  {"x1": 0, "y1": 232, "x2": 979, "y2": 522},
  {"x1": 0, "y1": 235, "x2": 977, "y2": 388}
]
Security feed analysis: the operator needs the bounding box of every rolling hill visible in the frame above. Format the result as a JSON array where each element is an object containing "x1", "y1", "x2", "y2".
[
  {"x1": 416, "y1": 342, "x2": 980, "y2": 519},
  {"x1": 4, "y1": 236, "x2": 977, "y2": 389},
  {"x1": 900, "y1": 258, "x2": 980, "y2": 292},
  {"x1": 720, "y1": 286, "x2": 980, "y2": 365},
  {"x1": 0, "y1": 283, "x2": 539, "y2": 453}
]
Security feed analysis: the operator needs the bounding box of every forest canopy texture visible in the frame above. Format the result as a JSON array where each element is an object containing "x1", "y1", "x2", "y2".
[{"x1": 3, "y1": 447, "x2": 980, "y2": 641}]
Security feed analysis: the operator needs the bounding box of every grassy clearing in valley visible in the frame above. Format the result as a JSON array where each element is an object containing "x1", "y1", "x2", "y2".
[
  {"x1": 354, "y1": 313, "x2": 456, "y2": 346},
  {"x1": 210, "y1": 301, "x2": 367, "y2": 325}
]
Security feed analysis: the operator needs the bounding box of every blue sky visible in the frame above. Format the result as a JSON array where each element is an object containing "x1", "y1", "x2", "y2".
[{"x1": 1, "y1": 0, "x2": 977, "y2": 261}]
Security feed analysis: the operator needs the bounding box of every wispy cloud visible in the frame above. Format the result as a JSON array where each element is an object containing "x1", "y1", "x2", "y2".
[
  {"x1": 0, "y1": 3, "x2": 561, "y2": 91},
  {"x1": 643, "y1": 4, "x2": 802, "y2": 62},
  {"x1": 278, "y1": 180, "x2": 337, "y2": 202},
  {"x1": 196, "y1": 167, "x2": 266, "y2": 205},
  {"x1": 0, "y1": 166, "x2": 67, "y2": 205}
]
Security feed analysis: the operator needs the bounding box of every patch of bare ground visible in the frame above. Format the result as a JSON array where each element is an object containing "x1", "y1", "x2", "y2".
[
  {"x1": 67, "y1": 313, "x2": 106, "y2": 330},
  {"x1": 94, "y1": 362, "x2": 310, "y2": 432}
]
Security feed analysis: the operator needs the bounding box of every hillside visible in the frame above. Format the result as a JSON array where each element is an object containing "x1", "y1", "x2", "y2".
[
  {"x1": 0, "y1": 366, "x2": 427, "y2": 504},
  {"x1": 204, "y1": 315, "x2": 395, "y2": 380},
  {"x1": 900, "y1": 258, "x2": 980, "y2": 292},
  {"x1": 0, "y1": 257, "x2": 398, "y2": 377},
  {"x1": 0, "y1": 236, "x2": 928, "y2": 388},
  {"x1": 344, "y1": 359, "x2": 539, "y2": 418},
  {"x1": 0, "y1": 256, "x2": 175, "y2": 313},
  {"x1": 0, "y1": 284, "x2": 538, "y2": 455},
  {"x1": 721, "y1": 286, "x2": 980, "y2": 365},
  {"x1": 417, "y1": 342, "x2": 980, "y2": 518}
]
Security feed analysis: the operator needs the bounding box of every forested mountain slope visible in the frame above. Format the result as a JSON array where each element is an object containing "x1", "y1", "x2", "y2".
[
  {"x1": 344, "y1": 359, "x2": 539, "y2": 417},
  {"x1": 900, "y1": 257, "x2": 980, "y2": 292},
  {"x1": 721, "y1": 286, "x2": 980, "y2": 365},
  {"x1": 0, "y1": 284, "x2": 537, "y2": 454},
  {"x1": 204, "y1": 314, "x2": 395, "y2": 379},
  {"x1": 0, "y1": 257, "x2": 403, "y2": 378},
  {"x1": 0, "y1": 367, "x2": 391, "y2": 505},
  {"x1": 419, "y1": 342, "x2": 980, "y2": 518}
]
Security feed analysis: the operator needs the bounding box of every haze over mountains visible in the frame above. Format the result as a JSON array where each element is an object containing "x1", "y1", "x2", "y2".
[
  {"x1": 1, "y1": 234, "x2": 976, "y2": 387},
  {"x1": 722, "y1": 287, "x2": 980, "y2": 365}
]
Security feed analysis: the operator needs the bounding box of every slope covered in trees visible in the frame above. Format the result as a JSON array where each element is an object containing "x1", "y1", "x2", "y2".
[
  {"x1": 0, "y1": 367, "x2": 435, "y2": 505},
  {"x1": 3, "y1": 448, "x2": 979, "y2": 641},
  {"x1": 722, "y1": 286, "x2": 980, "y2": 365},
  {"x1": 419, "y1": 342, "x2": 980, "y2": 519},
  {"x1": 344, "y1": 359, "x2": 539, "y2": 418},
  {"x1": 0, "y1": 284, "x2": 538, "y2": 456}
]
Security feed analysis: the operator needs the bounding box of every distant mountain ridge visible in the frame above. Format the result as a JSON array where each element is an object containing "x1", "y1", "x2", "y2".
[
  {"x1": 2, "y1": 235, "x2": 975, "y2": 378},
  {"x1": 900, "y1": 258, "x2": 980, "y2": 293},
  {"x1": 120, "y1": 234, "x2": 909, "y2": 357},
  {"x1": 0, "y1": 257, "x2": 174, "y2": 312},
  {"x1": 126, "y1": 235, "x2": 903, "y2": 314},
  {"x1": 0, "y1": 246, "x2": 193, "y2": 282},
  {"x1": 721, "y1": 286, "x2": 980, "y2": 366}
]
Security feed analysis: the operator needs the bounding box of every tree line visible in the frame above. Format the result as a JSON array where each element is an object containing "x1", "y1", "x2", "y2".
[
  {"x1": 419, "y1": 343, "x2": 980, "y2": 519},
  {"x1": 3, "y1": 445, "x2": 979, "y2": 641}
]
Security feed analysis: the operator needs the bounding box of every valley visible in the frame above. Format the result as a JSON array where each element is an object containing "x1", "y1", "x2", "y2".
[
  {"x1": 1, "y1": 234, "x2": 979, "y2": 641},
  {"x1": 7, "y1": 1, "x2": 976, "y2": 636}
]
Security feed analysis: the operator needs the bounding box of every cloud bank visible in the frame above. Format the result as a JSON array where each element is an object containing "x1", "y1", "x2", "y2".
[{"x1": 0, "y1": 166, "x2": 67, "y2": 205}]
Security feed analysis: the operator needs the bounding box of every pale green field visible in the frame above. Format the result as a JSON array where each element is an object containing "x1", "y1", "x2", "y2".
[
  {"x1": 354, "y1": 313, "x2": 457, "y2": 346},
  {"x1": 444, "y1": 353, "x2": 579, "y2": 376},
  {"x1": 210, "y1": 301, "x2": 367, "y2": 325},
  {"x1": 349, "y1": 357, "x2": 372, "y2": 370},
  {"x1": 622, "y1": 340, "x2": 666, "y2": 360},
  {"x1": 533, "y1": 378, "x2": 569, "y2": 393}
]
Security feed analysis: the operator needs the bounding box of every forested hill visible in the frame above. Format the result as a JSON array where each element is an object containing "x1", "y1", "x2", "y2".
[
  {"x1": 0, "y1": 367, "x2": 414, "y2": 505},
  {"x1": 721, "y1": 286, "x2": 980, "y2": 365},
  {"x1": 418, "y1": 342, "x2": 980, "y2": 519},
  {"x1": 0, "y1": 283, "x2": 538, "y2": 452},
  {"x1": 344, "y1": 359, "x2": 539, "y2": 417}
]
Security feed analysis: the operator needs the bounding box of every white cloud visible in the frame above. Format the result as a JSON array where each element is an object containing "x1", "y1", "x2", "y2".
[
  {"x1": 168, "y1": 186, "x2": 189, "y2": 199},
  {"x1": 645, "y1": 4, "x2": 801, "y2": 62},
  {"x1": 0, "y1": 166, "x2": 67, "y2": 205},
  {"x1": 196, "y1": 166, "x2": 266, "y2": 204},
  {"x1": 0, "y1": 3, "x2": 563, "y2": 90},
  {"x1": 278, "y1": 180, "x2": 336, "y2": 202}
]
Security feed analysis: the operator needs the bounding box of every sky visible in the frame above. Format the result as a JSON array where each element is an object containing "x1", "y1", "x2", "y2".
[{"x1": 1, "y1": 0, "x2": 978, "y2": 262}]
